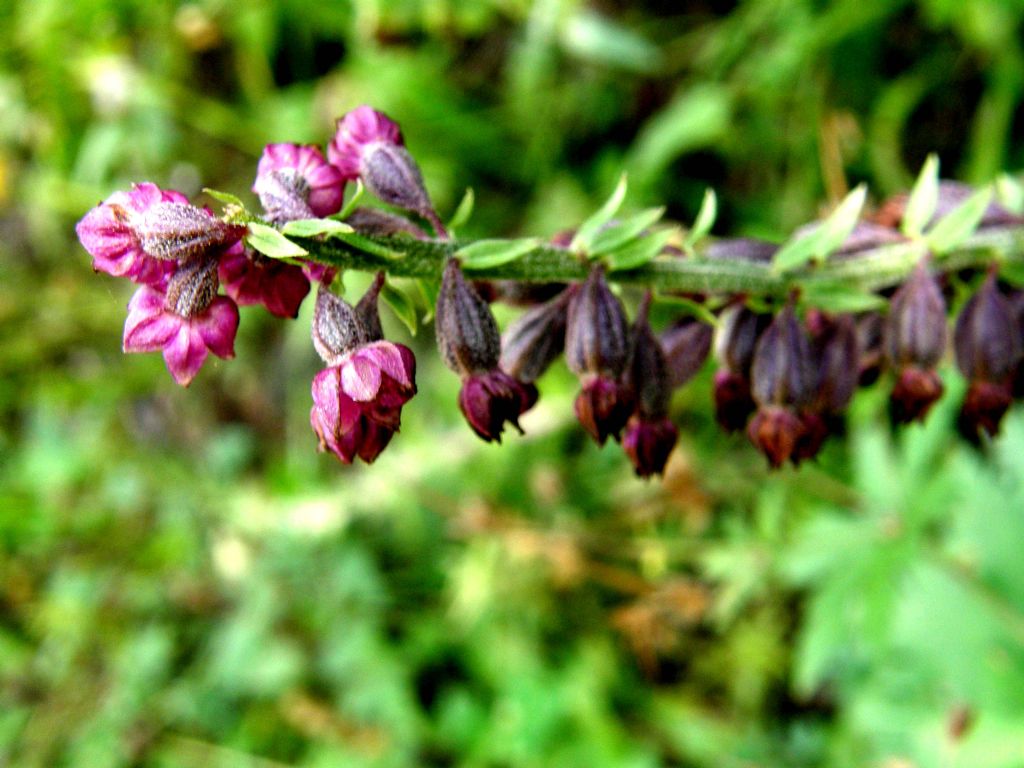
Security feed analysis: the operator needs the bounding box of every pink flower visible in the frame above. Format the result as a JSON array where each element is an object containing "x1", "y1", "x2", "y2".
[
  {"x1": 327, "y1": 106, "x2": 403, "y2": 181},
  {"x1": 253, "y1": 143, "x2": 346, "y2": 223},
  {"x1": 76, "y1": 182, "x2": 188, "y2": 285},
  {"x1": 123, "y1": 282, "x2": 239, "y2": 387},
  {"x1": 310, "y1": 341, "x2": 417, "y2": 464},
  {"x1": 218, "y1": 244, "x2": 311, "y2": 319}
]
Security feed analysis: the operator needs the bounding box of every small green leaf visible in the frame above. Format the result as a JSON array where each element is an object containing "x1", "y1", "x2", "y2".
[
  {"x1": 447, "y1": 188, "x2": 475, "y2": 233},
  {"x1": 570, "y1": 174, "x2": 628, "y2": 252},
  {"x1": 333, "y1": 179, "x2": 365, "y2": 221},
  {"x1": 902, "y1": 153, "x2": 940, "y2": 237},
  {"x1": 381, "y1": 281, "x2": 418, "y2": 336},
  {"x1": 653, "y1": 294, "x2": 719, "y2": 326},
  {"x1": 245, "y1": 222, "x2": 308, "y2": 258},
  {"x1": 605, "y1": 229, "x2": 675, "y2": 272},
  {"x1": 281, "y1": 218, "x2": 354, "y2": 238},
  {"x1": 817, "y1": 184, "x2": 867, "y2": 255},
  {"x1": 998, "y1": 260, "x2": 1024, "y2": 288},
  {"x1": 800, "y1": 282, "x2": 887, "y2": 313},
  {"x1": 457, "y1": 238, "x2": 541, "y2": 270},
  {"x1": 685, "y1": 188, "x2": 717, "y2": 247},
  {"x1": 337, "y1": 232, "x2": 404, "y2": 260},
  {"x1": 925, "y1": 186, "x2": 992, "y2": 254},
  {"x1": 589, "y1": 207, "x2": 665, "y2": 256},
  {"x1": 203, "y1": 188, "x2": 246, "y2": 208},
  {"x1": 771, "y1": 229, "x2": 825, "y2": 274},
  {"x1": 996, "y1": 174, "x2": 1024, "y2": 215}
]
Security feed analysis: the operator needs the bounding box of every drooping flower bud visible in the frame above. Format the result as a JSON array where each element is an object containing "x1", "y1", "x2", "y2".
[
  {"x1": 436, "y1": 259, "x2": 534, "y2": 442},
  {"x1": 355, "y1": 272, "x2": 387, "y2": 343},
  {"x1": 747, "y1": 305, "x2": 817, "y2": 468},
  {"x1": 565, "y1": 267, "x2": 634, "y2": 444},
  {"x1": 1008, "y1": 290, "x2": 1024, "y2": 399},
  {"x1": 218, "y1": 243, "x2": 311, "y2": 319},
  {"x1": 713, "y1": 304, "x2": 770, "y2": 432},
  {"x1": 954, "y1": 273, "x2": 1022, "y2": 438},
  {"x1": 134, "y1": 201, "x2": 246, "y2": 263},
  {"x1": 344, "y1": 208, "x2": 428, "y2": 239},
  {"x1": 328, "y1": 106, "x2": 444, "y2": 235},
  {"x1": 659, "y1": 319, "x2": 713, "y2": 389},
  {"x1": 884, "y1": 260, "x2": 948, "y2": 424},
  {"x1": 164, "y1": 256, "x2": 220, "y2": 318},
  {"x1": 621, "y1": 294, "x2": 679, "y2": 477},
  {"x1": 312, "y1": 284, "x2": 366, "y2": 366},
  {"x1": 808, "y1": 312, "x2": 860, "y2": 415},
  {"x1": 855, "y1": 311, "x2": 885, "y2": 386},
  {"x1": 499, "y1": 286, "x2": 575, "y2": 383},
  {"x1": 253, "y1": 143, "x2": 346, "y2": 224}
]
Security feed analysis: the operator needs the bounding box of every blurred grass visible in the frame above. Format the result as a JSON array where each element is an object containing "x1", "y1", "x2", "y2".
[{"x1": 3, "y1": 0, "x2": 1024, "y2": 766}]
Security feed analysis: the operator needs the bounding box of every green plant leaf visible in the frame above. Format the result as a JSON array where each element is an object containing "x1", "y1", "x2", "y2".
[
  {"x1": 281, "y1": 218, "x2": 354, "y2": 237},
  {"x1": 245, "y1": 222, "x2": 308, "y2": 258},
  {"x1": 817, "y1": 184, "x2": 867, "y2": 255},
  {"x1": 685, "y1": 188, "x2": 717, "y2": 247},
  {"x1": 902, "y1": 153, "x2": 940, "y2": 237},
  {"x1": 447, "y1": 188, "x2": 475, "y2": 233},
  {"x1": 653, "y1": 293, "x2": 719, "y2": 326},
  {"x1": 605, "y1": 229, "x2": 675, "y2": 272},
  {"x1": 925, "y1": 186, "x2": 992, "y2": 254},
  {"x1": 996, "y1": 174, "x2": 1024, "y2": 215},
  {"x1": 800, "y1": 282, "x2": 887, "y2": 313},
  {"x1": 771, "y1": 229, "x2": 825, "y2": 274},
  {"x1": 336, "y1": 232, "x2": 404, "y2": 260},
  {"x1": 333, "y1": 179, "x2": 364, "y2": 221},
  {"x1": 570, "y1": 174, "x2": 628, "y2": 253},
  {"x1": 381, "y1": 281, "x2": 418, "y2": 336},
  {"x1": 202, "y1": 188, "x2": 247, "y2": 209},
  {"x1": 589, "y1": 207, "x2": 665, "y2": 256},
  {"x1": 456, "y1": 238, "x2": 541, "y2": 270},
  {"x1": 998, "y1": 260, "x2": 1024, "y2": 287}
]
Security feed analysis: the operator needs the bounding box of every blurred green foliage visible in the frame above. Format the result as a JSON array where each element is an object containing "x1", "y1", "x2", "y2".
[{"x1": 3, "y1": 0, "x2": 1024, "y2": 766}]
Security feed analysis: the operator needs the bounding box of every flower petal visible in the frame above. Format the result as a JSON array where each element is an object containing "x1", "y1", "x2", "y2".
[{"x1": 162, "y1": 323, "x2": 208, "y2": 386}]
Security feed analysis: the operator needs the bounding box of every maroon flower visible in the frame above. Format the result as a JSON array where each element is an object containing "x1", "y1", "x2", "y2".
[
  {"x1": 218, "y1": 243, "x2": 311, "y2": 319},
  {"x1": 459, "y1": 370, "x2": 538, "y2": 443},
  {"x1": 122, "y1": 270, "x2": 239, "y2": 387},
  {"x1": 310, "y1": 341, "x2": 417, "y2": 465},
  {"x1": 253, "y1": 143, "x2": 345, "y2": 223},
  {"x1": 76, "y1": 182, "x2": 188, "y2": 285},
  {"x1": 623, "y1": 416, "x2": 679, "y2": 478}
]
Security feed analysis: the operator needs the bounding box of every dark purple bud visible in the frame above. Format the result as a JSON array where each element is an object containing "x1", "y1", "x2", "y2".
[
  {"x1": 660, "y1": 319, "x2": 712, "y2": 389},
  {"x1": 747, "y1": 406, "x2": 807, "y2": 469},
  {"x1": 713, "y1": 369, "x2": 757, "y2": 433},
  {"x1": 164, "y1": 256, "x2": 220, "y2": 318},
  {"x1": 809, "y1": 313, "x2": 860, "y2": 414},
  {"x1": 344, "y1": 207, "x2": 428, "y2": 239},
  {"x1": 361, "y1": 143, "x2": 438, "y2": 223},
  {"x1": 436, "y1": 259, "x2": 501, "y2": 376},
  {"x1": 959, "y1": 380, "x2": 1015, "y2": 440},
  {"x1": 624, "y1": 294, "x2": 671, "y2": 419},
  {"x1": 623, "y1": 415, "x2": 678, "y2": 478},
  {"x1": 855, "y1": 311, "x2": 885, "y2": 386},
  {"x1": 499, "y1": 286, "x2": 574, "y2": 383},
  {"x1": 884, "y1": 261, "x2": 948, "y2": 423},
  {"x1": 750, "y1": 306, "x2": 816, "y2": 409},
  {"x1": 565, "y1": 267, "x2": 630, "y2": 378},
  {"x1": 355, "y1": 272, "x2": 387, "y2": 343},
  {"x1": 575, "y1": 375, "x2": 634, "y2": 445},
  {"x1": 312, "y1": 285, "x2": 365, "y2": 366},
  {"x1": 135, "y1": 201, "x2": 246, "y2": 262},
  {"x1": 458, "y1": 370, "x2": 538, "y2": 443},
  {"x1": 793, "y1": 411, "x2": 830, "y2": 464},
  {"x1": 954, "y1": 273, "x2": 1022, "y2": 384},
  {"x1": 1008, "y1": 291, "x2": 1024, "y2": 398},
  {"x1": 714, "y1": 304, "x2": 771, "y2": 376}
]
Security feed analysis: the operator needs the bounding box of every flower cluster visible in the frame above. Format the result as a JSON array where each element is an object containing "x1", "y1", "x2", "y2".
[{"x1": 76, "y1": 104, "x2": 1024, "y2": 476}]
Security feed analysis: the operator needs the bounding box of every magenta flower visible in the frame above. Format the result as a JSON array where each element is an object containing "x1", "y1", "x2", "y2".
[
  {"x1": 218, "y1": 244, "x2": 311, "y2": 319},
  {"x1": 327, "y1": 106, "x2": 404, "y2": 181},
  {"x1": 122, "y1": 281, "x2": 239, "y2": 387},
  {"x1": 458, "y1": 370, "x2": 538, "y2": 443},
  {"x1": 76, "y1": 182, "x2": 188, "y2": 285},
  {"x1": 253, "y1": 143, "x2": 346, "y2": 223},
  {"x1": 310, "y1": 341, "x2": 417, "y2": 464}
]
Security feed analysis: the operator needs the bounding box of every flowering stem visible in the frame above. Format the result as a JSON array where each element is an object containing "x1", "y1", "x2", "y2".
[{"x1": 292, "y1": 224, "x2": 1024, "y2": 299}]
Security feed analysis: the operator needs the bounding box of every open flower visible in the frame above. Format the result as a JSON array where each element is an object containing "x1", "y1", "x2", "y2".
[
  {"x1": 122, "y1": 260, "x2": 239, "y2": 386},
  {"x1": 327, "y1": 105, "x2": 404, "y2": 180},
  {"x1": 76, "y1": 182, "x2": 189, "y2": 285},
  {"x1": 218, "y1": 243, "x2": 311, "y2": 319},
  {"x1": 253, "y1": 143, "x2": 346, "y2": 223}
]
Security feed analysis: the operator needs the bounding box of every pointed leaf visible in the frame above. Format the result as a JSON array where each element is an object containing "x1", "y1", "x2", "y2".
[
  {"x1": 771, "y1": 228, "x2": 825, "y2": 273},
  {"x1": 203, "y1": 188, "x2": 247, "y2": 209},
  {"x1": 281, "y1": 218, "x2": 354, "y2": 237},
  {"x1": 457, "y1": 238, "x2": 541, "y2": 270},
  {"x1": 817, "y1": 184, "x2": 867, "y2": 255},
  {"x1": 605, "y1": 228, "x2": 675, "y2": 272},
  {"x1": 447, "y1": 188, "x2": 475, "y2": 233},
  {"x1": 653, "y1": 294, "x2": 719, "y2": 326},
  {"x1": 245, "y1": 222, "x2": 308, "y2": 258},
  {"x1": 589, "y1": 207, "x2": 665, "y2": 256},
  {"x1": 570, "y1": 173, "x2": 628, "y2": 252},
  {"x1": 996, "y1": 174, "x2": 1024, "y2": 215},
  {"x1": 381, "y1": 281, "x2": 418, "y2": 336},
  {"x1": 800, "y1": 282, "x2": 887, "y2": 313},
  {"x1": 902, "y1": 153, "x2": 940, "y2": 237},
  {"x1": 925, "y1": 186, "x2": 992, "y2": 254},
  {"x1": 685, "y1": 188, "x2": 717, "y2": 247}
]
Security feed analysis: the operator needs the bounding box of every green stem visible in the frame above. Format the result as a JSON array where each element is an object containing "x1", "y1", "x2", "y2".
[{"x1": 291, "y1": 224, "x2": 1024, "y2": 298}]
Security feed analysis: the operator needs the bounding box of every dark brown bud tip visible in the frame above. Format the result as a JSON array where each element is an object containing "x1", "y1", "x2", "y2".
[
  {"x1": 958, "y1": 380, "x2": 1014, "y2": 441},
  {"x1": 889, "y1": 366, "x2": 944, "y2": 424},
  {"x1": 623, "y1": 415, "x2": 678, "y2": 478},
  {"x1": 575, "y1": 374, "x2": 634, "y2": 445},
  {"x1": 713, "y1": 369, "x2": 756, "y2": 433},
  {"x1": 747, "y1": 405, "x2": 806, "y2": 468}
]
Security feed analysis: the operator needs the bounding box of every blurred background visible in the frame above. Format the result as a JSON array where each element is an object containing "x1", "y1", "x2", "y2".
[{"x1": 3, "y1": 0, "x2": 1024, "y2": 765}]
